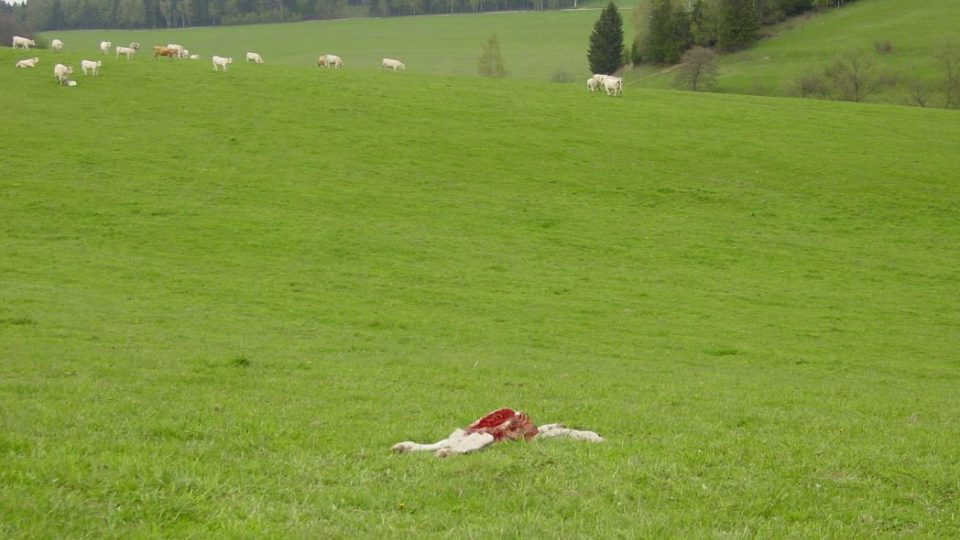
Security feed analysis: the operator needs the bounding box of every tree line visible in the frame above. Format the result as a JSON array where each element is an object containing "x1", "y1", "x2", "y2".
[{"x1": 0, "y1": 0, "x2": 579, "y2": 32}]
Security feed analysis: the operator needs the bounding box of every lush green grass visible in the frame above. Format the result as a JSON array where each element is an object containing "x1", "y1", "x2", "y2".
[
  {"x1": 42, "y1": 9, "x2": 612, "y2": 82},
  {"x1": 2, "y1": 39, "x2": 960, "y2": 537},
  {"x1": 630, "y1": 0, "x2": 960, "y2": 104}
]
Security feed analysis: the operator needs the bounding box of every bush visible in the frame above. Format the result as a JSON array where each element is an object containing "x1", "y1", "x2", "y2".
[
  {"x1": 873, "y1": 40, "x2": 894, "y2": 54},
  {"x1": 674, "y1": 46, "x2": 718, "y2": 91},
  {"x1": 824, "y1": 50, "x2": 877, "y2": 102},
  {"x1": 792, "y1": 71, "x2": 829, "y2": 98}
]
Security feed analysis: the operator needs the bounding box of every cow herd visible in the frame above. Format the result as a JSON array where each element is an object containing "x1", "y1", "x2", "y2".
[{"x1": 12, "y1": 33, "x2": 624, "y2": 94}]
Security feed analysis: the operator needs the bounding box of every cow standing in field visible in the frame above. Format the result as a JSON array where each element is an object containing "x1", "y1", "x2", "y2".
[
  {"x1": 381, "y1": 58, "x2": 405, "y2": 71},
  {"x1": 51, "y1": 39, "x2": 64, "y2": 52},
  {"x1": 153, "y1": 46, "x2": 177, "y2": 60},
  {"x1": 246, "y1": 52, "x2": 264, "y2": 64},
  {"x1": 54, "y1": 63, "x2": 73, "y2": 85},
  {"x1": 212, "y1": 56, "x2": 233, "y2": 71},
  {"x1": 587, "y1": 77, "x2": 600, "y2": 92},
  {"x1": 99, "y1": 41, "x2": 111, "y2": 54},
  {"x1": 115, "y1": 46, "x2": 136, "y2": 60},
  {"x1": 317, "y1": 54, "x2": 342, "y2": 68},
  {"x1": 81, "y1": 60, "x2": 101, "y2": 76},
  {"x1": 16, "y1": 57, "x2": 40, "y2": 69},
  {"x1": 392, "y1": 408, "x2": 604, "y2": 458},
  {"x1": 12, "y1": 36, "x2": 36, "y2": 49}
]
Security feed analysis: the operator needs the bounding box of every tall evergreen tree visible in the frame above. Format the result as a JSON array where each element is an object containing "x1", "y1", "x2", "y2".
[
  {"x1": 718, "y1": 0, "x2": 759, "y2": 51},
  {"x1": 645, "y1": 0, "x2": 692, "y2": 64},
  {"x1": 587, "y1": 1, "x2": 624, "y2": 75}
]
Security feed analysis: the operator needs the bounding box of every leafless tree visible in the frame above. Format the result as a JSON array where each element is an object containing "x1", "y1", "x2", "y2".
[{"x1": 674, "y1": 46, "x2": 718, "y2": 91}]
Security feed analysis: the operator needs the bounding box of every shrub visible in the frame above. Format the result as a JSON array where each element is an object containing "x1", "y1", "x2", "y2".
[{"x1": 792, "y1": 71, "x2": 829, "y2": 98}]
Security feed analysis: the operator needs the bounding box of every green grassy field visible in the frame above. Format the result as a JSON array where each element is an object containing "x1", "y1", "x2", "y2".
[
  {"x1": 3, "y1": 26, "x2": 960, "y2": 538},
  {"x1": 630, "y1": 0, "x2": 960, "y2": 104}
]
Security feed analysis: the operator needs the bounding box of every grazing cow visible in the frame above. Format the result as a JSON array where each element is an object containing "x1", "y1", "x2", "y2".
[
  {"x1": 51, "y1": 39, "x2": 64, "y2": 52},
  {"x1": 381, "y1": 58, "x2": 405, "y2": 71},
  {"x1": 212, "y1": 55, "x2": 233, "y2": 72},
  {"x1": 54, "y1": 63, "x2": 73, "y2": 85},
  {"x1": 115, "y1": 46, "x2": 136, "y2": 60},
  {"x1": 80, "y1": 59, "x2": 101, "y2": 76},
  {"x1": 587, "y1": 77, "x2": 600, "y2": 92},
  {"x1": 99, "y1": 41, "x2": 111, "y2": 54},
  {"x1": 246, "y1": 52, "x2": 264, "y2": 64},
  {"x1": 153, "y1": 46, "x2": 177, "y2": 60},
  {"x1": 602, "y1": 76, "x2": 623, "y2": 97},
  {"x1": 392, "y1": 408, "x2": 604, "y2": 458},
  {"x1": 12, "y1": 36, "x2": 36, "y2": 49},
  {"x1": 317, "y1": 54, "x2": 342, "y2": 69},
  {"x1": 15, "y1": 57, "x2": 40, "y2": 69}
]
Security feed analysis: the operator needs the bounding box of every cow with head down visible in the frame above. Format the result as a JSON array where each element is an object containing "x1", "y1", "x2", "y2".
[{"x1": 153, "y1": 46, "x2": 177, "y2": 60}]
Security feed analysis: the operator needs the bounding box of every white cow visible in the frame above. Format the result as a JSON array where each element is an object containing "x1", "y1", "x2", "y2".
[
  {"x1": 81, "y1": 59, "x2": 101, "y2": 76},
  {"x1": 12, "y1": 36, "x2": 36, "y2": 49},
  {"x1": 15, "y1": 57, "x2": 40, "y2": 69},
  {"x1": 391, "y1": 408, "x2": 604, "y2": 458},
  {"x1": 245, "y1": 52, "x2": 264, "y2": 64},
  {"x1": 166, "y1": 43, "x2": 184, "y2": 55},
  {"x1": 115, "y1": 46, "x2": 136, "y2": 60},
  {"x1": 318, "y1": 54, "x2": 342, "y2": 69},
  {"x1": 381, "y1": 58, "x2": 405, "y2": 71},
  {"x1": 177, "y1": 48, "x2": 190, "y2": 59},
  {"x1": 51, "y1": 39, "x2": 64, "y2": 52},
  {"x1": 212, "y1": 55, "x2": 233, "y2": 72},
  {"x1": 602, "y1": 76, "x2": 623, "y2": 96},
  {"x1": 587, "y1": 77, "x2": 600, "y2": 92},
  {"x1": 54, "y1": 63, "x2": 73, "y2": 85},
  {"x1": 129, "y1": 42, "x2": 141, "y2": 51},
  {"x1": 99, "y1": 41, "x2": 111, "y2": 54}
]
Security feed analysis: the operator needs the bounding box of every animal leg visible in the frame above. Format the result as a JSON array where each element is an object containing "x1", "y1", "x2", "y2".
[
  {"x1": 535, "y1": 424, "x2": 604, "y2": 443},
  {"x1": 435, "y1": 430, "x2": 495, "y2": 458}
]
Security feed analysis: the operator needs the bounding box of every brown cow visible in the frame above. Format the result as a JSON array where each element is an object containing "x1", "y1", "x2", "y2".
[{"x1": 153, "y1": 46, "x2": 177, "y2": 60}]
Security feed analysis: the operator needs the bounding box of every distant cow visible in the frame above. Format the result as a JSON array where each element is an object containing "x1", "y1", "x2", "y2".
[
  {"x1": 129, "y1": 42, "x2": 141, "y2": 51},
  {"x1": 587, "y1": 77, "x2": 600, "y2": 92},
  {"x1": 12, "y1": 36, "x2": 35, "y2": 49},
  {"x1": 602, "y1": 76, "x2": 623, "y2": 97},
  {"x1": 81, "y1": 59, "x2": 101, "y2": 76},
  {"x1": 212, "y1": 55, "x2": 233, "y2": 71},
  {"x1": 115, "y1": 46, "x2": 136, "y2": 60},
  {"x1": 54, "y1": 63, "x2": 73, "y2": 85},
  {"x1": 317, "y1": 54, "x2": 342, "y2": 69},
  {"x1": 153, "y1": 46, "x2": 177, "y2": 60},
  {"x1": 246, "y1": 52, "x2": 263, "y2": 64},
  {"x1": 99, "y1": 41, "x2": 111, "y2": 54},
  {"x1": 15, "y1": 57, "x2": 40, "y2": 69},
  {"x1": 51, "y1": 39, "x2": 64, "y2": 52},
  {"x1": 382, "y1": 58, "x2": 405, "y2": 71}
]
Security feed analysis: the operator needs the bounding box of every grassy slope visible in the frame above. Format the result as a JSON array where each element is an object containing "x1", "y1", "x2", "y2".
[
  {"x1": 631, "y1": 0, "x2": 960, "y2": 103},
  {"x1": 42, "y1": 9, "x2": 605, "y2": 81},
  {"x1": 2, "y1": 42, "x2": 960, "y2": 537}
]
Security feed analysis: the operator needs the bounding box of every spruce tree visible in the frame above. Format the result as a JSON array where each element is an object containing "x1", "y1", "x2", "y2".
[
  {"x1": 587, "y1": 2, "x2": 624, "y2": 75},
  {"x1": 718, "y1": 0, "x2": 760, "y2": 52}
]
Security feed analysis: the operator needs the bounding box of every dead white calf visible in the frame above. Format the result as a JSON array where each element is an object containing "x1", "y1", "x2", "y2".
[
  {"x1": 602, "y1": 76, "x2": 623, "y2": 97},
  {"x1": 381, "y1": 58, "x2": 405, "y2": 71},
  {"x1": 16, "y1": 57, "x2": 40, "y2": 69},
  {"x1": 99, "y1": 41, "x2": 111, "y2": 54},
  {"x1": 81, "y1": 59, "x2": 102, "y2": 76},
  {"x1": 189, "y1": 54, "x2": 200, "y2": 60},
  {"x1": 211, "y1": 55, "x2": 233, "y2": 72},
  {"x1": 51, "y1": 39, "x2": 64, "y2": 52},
  {"x1": 12, "y1": 36, "x2": 36, "y2": 49},
  {"x1": 392, "y1": 408, "x2": 603, "y2": 458},
  {"x1": 54, "y1": 63, "x2": 73, "y2": 85},
  {"x1": 115, "y1": 46, "x2": 136, "y2": 60},
  {"x1": 246, "y1": 52, "x2": 264, "y2": 64}
]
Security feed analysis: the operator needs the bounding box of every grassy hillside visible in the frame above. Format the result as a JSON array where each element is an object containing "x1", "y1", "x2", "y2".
[
  {"x1": 2, "y1": 42, "x2": 960, "y2": 537},
  {"x1": 631, "y1": 0, "x2": 960, "y2": 104},
  {"x1": 42, "y1": 9, "x2": 606, "y2": 81}
]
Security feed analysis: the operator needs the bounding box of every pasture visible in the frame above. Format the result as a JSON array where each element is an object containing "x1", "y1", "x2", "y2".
[{"x1": 2, "y1": 29, "x2": 960, "y2": 537}]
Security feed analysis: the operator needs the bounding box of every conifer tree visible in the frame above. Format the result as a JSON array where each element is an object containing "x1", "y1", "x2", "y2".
[
  {"x1": 587, "y1": 2, "x2": 624, "y2": 75},
  {"x1": 718, "y1": 0, "x2": 760, "y2": 52}
]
